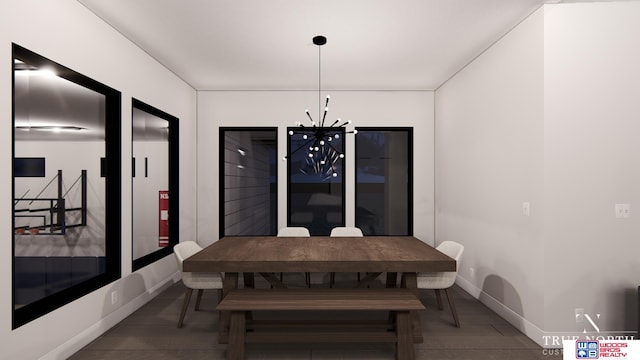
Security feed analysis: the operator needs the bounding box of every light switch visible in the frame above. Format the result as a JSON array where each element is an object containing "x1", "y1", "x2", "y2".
[{"x1": 522, "y1": 202, "x2": 530, "y2": 216}]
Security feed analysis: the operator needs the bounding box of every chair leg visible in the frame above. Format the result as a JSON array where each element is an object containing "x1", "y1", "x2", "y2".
[
  {"x1": 217, "y1": 289, "x2": 223, "y2": 304},
  {"x1": 306, "y1": 272, "x2": 311, "y2": 288},
  {"x1": 178, "y1": 288, "x2": 193, "y2": 328},
  {"x1": 195, "y1": 289, "x2": 204, "y2": 311},
  {"x1": 444, "y1": 288, "x2": 461, "y2": 328},
  {"x1": 434, "y1": 289, "x2": 444, "y2": 310},
  {"x1": 330, "y1": 272, "x2": 335, "y2": 288}
]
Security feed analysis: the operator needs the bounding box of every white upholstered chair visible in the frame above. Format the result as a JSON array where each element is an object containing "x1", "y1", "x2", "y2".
[
  {"x1": 174, "y1": 241, "x2": 223, "y2": 328},
  {"x1": 277, "y1": 227, "x2": 311, "y2": 287},
  {"x1": 329, "y1": 226, "x2": 364, "y2": 287},
  {"x1": 416, "y1": 240, "x2": 464, "y2": 327}
]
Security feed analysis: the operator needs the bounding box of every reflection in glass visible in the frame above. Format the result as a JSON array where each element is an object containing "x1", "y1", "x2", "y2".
[
  {"x1": 14, "y1": 60, "x2": 106, "y2": 306},
  {"x1": 288, "y1": 127, "x2": 344, "y2": 235},
  {"x1": 355, "y1": 128, "x2": 413, "y2": 235},
  {"x1": 132, "y1": 106, "x2": 169, "y2": 260},
  {"x1": 221, "y1": 128, "x2": 277, "y2": 237}
]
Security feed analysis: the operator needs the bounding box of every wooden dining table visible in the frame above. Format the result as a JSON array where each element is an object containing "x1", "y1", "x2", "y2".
[{"x1": 182, "y1": 236, "x2": 456, "y2": 344}]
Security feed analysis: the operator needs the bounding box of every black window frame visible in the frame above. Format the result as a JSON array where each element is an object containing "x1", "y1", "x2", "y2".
[
  {"x1": 354, "y1": 127, "x2": 413, "y2": 236},
  {"x1": 219, "y1": 127, "x2": 278, "y2": 238},
  {"x1": 12, "y1": 43, "x2": 122, "y2": 328},
  {"x1": 131, "y1": 98, "x2": 179, "y2": 271},
  {"x1": 286, "y1": 127, "x2": 346, "y2": 235}
]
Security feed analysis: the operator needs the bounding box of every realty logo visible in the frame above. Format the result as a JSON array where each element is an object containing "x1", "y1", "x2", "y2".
[{"x1": 576, "y1": 340, "x2": 599, "y2": 359}]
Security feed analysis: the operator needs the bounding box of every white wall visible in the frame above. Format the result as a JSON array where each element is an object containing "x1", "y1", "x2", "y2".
[
  {"x1": 435, "y1": 6, "x2": 546, "y2": 338},
  {"x1": 197, "y1": 90, "x2": 435, "y2": 246},
  {"x1": 437, "y1": 2, "x2": 640, "y2": 347},
  {"x1": 0, "y1": 1, "x2": 197, "y2": 359},
  {"x1": 543, "y1": 2, "x2": 640, "y2": 335}
]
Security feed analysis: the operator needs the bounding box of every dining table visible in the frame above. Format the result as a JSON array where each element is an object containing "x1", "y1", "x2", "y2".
[{"x1": 182, "y1": 235, "x2": 456, "y2": 344}]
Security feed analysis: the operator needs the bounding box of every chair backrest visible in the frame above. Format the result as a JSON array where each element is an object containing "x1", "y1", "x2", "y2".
[
  {"x1": 436, "y1": 241, "x2": 464, "y2": 264},
  {"x1": 329, "y1": 227, "x2": 364, "y2": 237},
  {"x1": 277, "y1": 227, "x2": 310, "y2": 237},
  {"x1": 417, "y1": 240, "x2": 464, "y2": 289},
  {"x1": 174, "y1": 241, "x2": 203, "y2": 272}
]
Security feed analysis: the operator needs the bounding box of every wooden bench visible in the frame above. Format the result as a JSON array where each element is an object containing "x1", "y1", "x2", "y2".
[{"x1": 216, "y1": 288, "x2": 425, "y2": 360}]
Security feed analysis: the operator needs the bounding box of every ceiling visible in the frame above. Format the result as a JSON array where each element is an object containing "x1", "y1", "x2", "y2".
[{"x1": 78, "y1": 0, "x2": 549, "y2": 91}]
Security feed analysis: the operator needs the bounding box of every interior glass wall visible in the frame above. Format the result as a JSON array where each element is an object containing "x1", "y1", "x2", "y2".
[
  {"x1": 132, "y1": 99, "x2": 179, "y2": 271},
  {"x1": 12, "y1": 44, "x2": 121, "y2": 328},
  {"x1": 220, "y1": 128, "x2": 277, "y2": 237},
  {"x1": 287, "y1": 127, "x2": 345, "y2": 235},
  {"x1": 355, "y1": 128, "x2": 412, "y2": 235}
]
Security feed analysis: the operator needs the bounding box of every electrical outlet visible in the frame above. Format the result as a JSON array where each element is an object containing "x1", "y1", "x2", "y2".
[
  {"x1": 469, "y1": 267, "x2": 476, "y2": 278},
  {"x1": 575, "y1": 308, "x2": 584, "y2": 322},
  {"x1": 615, "y1": 204, "x2": 631, "y2": 218},
  {"x1": 111, "y1": 291, "x2": 118, "y2": 305}
]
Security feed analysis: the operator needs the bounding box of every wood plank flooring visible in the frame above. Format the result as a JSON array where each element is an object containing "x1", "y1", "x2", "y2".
[{"x1": 69, "y1": 273, "x2": 560, "y2": 360}]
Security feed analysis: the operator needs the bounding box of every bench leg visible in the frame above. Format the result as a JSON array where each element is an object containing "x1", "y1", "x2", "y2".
[
  {"x1": 227, "y1": 311, "x2": 246, "y2": 360},
  {"x1": 396, "y1": 311, "x2": 414, "y2": 360},
  {"x1": 219, "y1": 272, "x2": 239, "y2": 344}
]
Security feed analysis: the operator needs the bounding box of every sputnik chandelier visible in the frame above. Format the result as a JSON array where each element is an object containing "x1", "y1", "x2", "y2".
[{"x1": 286, "y1": 35, "x2": 356, "y2": 181}]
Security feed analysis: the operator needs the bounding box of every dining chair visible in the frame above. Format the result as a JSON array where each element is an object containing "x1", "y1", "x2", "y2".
[
  {"x1": 173, "y1": 241, "x2": 223, "y2": 328},
  {"x1": 416, "y1": 240, "x2": 464, "y2": 327},
  {"x1": 277, "y1": 227, "x2": 311, "y2": 287},
  {"x1": 329, "y1": 226, "x2": 364, "y2": 287}
]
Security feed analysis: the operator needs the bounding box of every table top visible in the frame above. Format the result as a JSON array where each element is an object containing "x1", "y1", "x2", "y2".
[{"x1": 183, "y1": 236, "x2": 456, "y2": 273}]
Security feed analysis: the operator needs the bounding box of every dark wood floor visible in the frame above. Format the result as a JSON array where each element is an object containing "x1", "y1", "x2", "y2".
[{"x1": 70, "y1": 273, "x2": 559, "y2": 359}]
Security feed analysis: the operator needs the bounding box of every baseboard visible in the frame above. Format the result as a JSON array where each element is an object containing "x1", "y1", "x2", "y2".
[
  {"x1": 455, "y1": 275, "x2": 547, "y2": 348},
  {"x1": 39, "y1": 272, "x2": 179, "y2": 360}
]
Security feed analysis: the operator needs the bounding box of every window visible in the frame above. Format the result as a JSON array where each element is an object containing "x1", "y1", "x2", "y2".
[
  {"x1": 220, "y1": 128, "x2": 277, "y2": 237},
  {"x1": 355, "y1": 128, "x2": 413, "y2": 235},
  {"x1": 132, "y1": 99, "x2": 179, "y2": 271},
  {"x1": 12, "y1": 44, "x2": 121, "y2": 328},
  {"x1": 287, "y1": 127, "x2": 345, "y2": 235}
]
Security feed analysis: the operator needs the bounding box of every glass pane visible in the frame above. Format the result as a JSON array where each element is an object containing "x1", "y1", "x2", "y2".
[
  {"x1": 356, "y1": 129, "x2": 411, "y2": 235},
  {"x1": 132, "y1": 106, "x2": 169, "y2": 261},
  {"x1": 13, "y1": 57, "x2": 107, "y2": 307},
  {"x1": 221, "y1": 129, "x2": 277, "y2": 236},
  {"x1": 288, "y1": 127, "x2": 344, "y2": 235}
]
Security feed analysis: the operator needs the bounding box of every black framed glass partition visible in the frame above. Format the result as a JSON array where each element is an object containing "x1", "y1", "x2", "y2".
[
  {"x1": 132, "y1": 99, "x2": 179, "y2": 271},
  {"x1": 219, "y1": 128, "x2": 277, "y2": 237},
  {"x1": 287, "y1": 127, "x2": 345, "y2": 235},
  {"x1": 355, "y1": 128, "x2": 413, "y2": 235},
  {"x1": 12, "y1": 44, "x2": 121, "y2": 328}
]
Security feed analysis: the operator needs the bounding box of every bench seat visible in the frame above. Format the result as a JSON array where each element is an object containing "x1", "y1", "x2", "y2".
[{"x1": 217, "y1": 288, "x2": 424, "y2": 360}]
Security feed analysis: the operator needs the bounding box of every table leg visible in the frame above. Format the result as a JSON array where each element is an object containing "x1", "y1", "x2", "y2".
[
  {"x1": 219, "y1": 272, "x2": 238, "y2": 344},
  {"x1": 258, "y1": 272, "x2": 287, "y2": 288},
  {"x1": 243, "y1": 272, "x2": 255, "y2": 288},
  {"x1": 386, "y1": 272, "x2": 398, "y2": 288},
  {"x1": 402, "y1": 272, "x2": 423, "y2": 343}
]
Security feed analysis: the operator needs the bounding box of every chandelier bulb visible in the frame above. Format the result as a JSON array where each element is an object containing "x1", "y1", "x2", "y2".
[
  {"x1": 335, "y1": 134, "x2": 340, "y2": 139},
  {"x1": 303, "y1": 134, "x2": 308, "y2": 139},
  {"x1": 353, "y1": 129, "x2": 358, "y2": 134},
  {"x1": 308, "y1": 153, "x2": 313, "y2": 158},
  {"x1": 289, "y1": 130, "x2": 294, "y2": 135},
  {"x1": 333, "y1": 173, "x2": 338, "y2": 177},
  {"x1": 339, "y1": 154, "x2": 345, "y2": 158},
  {"x1": 314, "y1": 147, "x2": 319, "y2": 151},
  {"x1": 319, "y1": 140, "x2": 325, "y2": 145}
]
